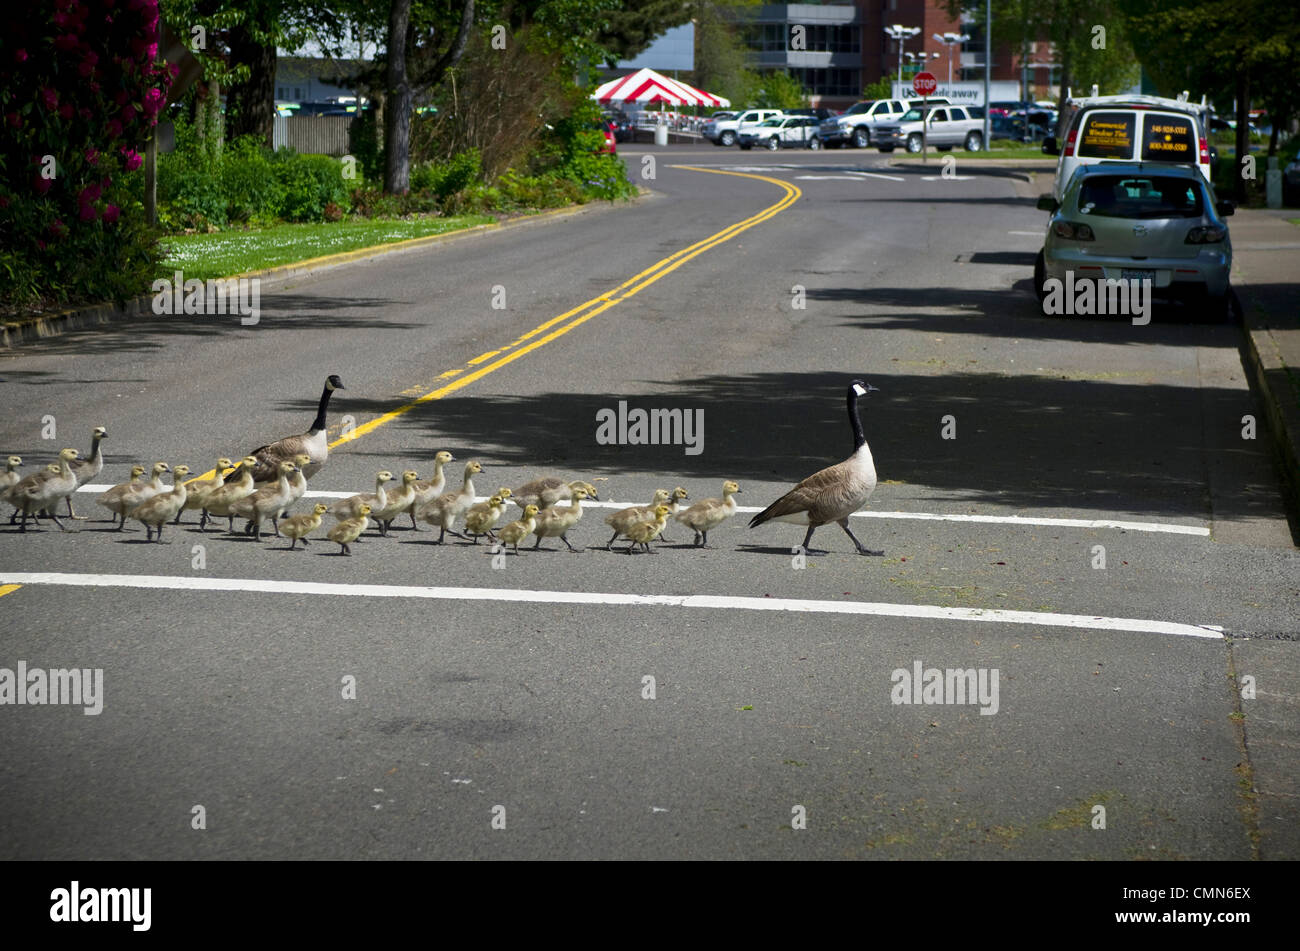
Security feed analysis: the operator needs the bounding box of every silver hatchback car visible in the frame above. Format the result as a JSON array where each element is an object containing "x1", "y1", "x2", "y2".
[{"x1": 1034, "y1": 163, "x2": 1235, "y2": 318}]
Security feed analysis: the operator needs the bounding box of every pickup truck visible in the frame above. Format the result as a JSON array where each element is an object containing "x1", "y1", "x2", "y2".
[
  {"x1": 874, "y1": 104, "x2": 984, "y2": 153},
  {"x1": 817, "y1": 97, "x2": 948, "y2": 149},
  {"x1": 703, "y1": 108, "x2": 785, "y2": 147}
]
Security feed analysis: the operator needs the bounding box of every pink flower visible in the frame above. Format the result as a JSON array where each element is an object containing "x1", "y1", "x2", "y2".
[
  {"x1": 78, "y1": 202, "x2": 98, "y2": 222},
  {"x1": 106, "y1": 118, "x2": 122, "y2": 137},
  {"x1": 79, "y1": 182, "x2": 101, "y2": 202},
  {"x1": 54, "y1": 33, "x2": 79, "y2": 51},
  {"x1": 15, "y1": 49, "x2": 27, "y2": 63},
  {"x1": 85, "y1": 147, "x2": 99, "y2": 165},
  {"x1": 143, "y1": 87, "x2": 163, "y2": 115},
  {"x1": 41, "y1": 88, "x2": 58, "y2": 110},
  {"x1": 119, "y1": 105, "x2": 134, "y2": 123},
  {"x1": 34, "y1": 176, "x2": 53, "y2": 194},
  {"x1": 79, "y1": 106, "x2": 93, "y2": 119},
  {"x1": 121, "y1": 149, "x2": 141, "y2": 171},
  {"x1": 49, "y1": 219, "x2": 68, "y2": 238},
  {"x1": 114, "y1": 90, "x2": 129, "y2": 106},
  {"x1": 6, "y1": 112, "x2": 20, "y2": 129},
  {"x1": 87, "y1": 83, "x2": 100, "y2": 95},
  {"x1": 102, "y1": 204, "x2": 120, "y2": 223},
  {"x1": 59, "y1": 103, "x2": 75, "y2": 120},
  {"x1": 36, "y1": 239, "x2": 47, "y2": 251}
]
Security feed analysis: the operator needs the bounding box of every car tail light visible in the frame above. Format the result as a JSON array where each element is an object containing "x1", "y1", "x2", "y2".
[
  {"x1": 1063, "y1": 127, "x2": 1078, "y2": 157},
  {"x1": 1186, "y1": 224, "x2": 1227, "y2": 244},
  {"x1": 1053, "y1": 221, "x2": 1094, "y2": 241},
  {"x1": 1199, "y1": 136, "x2": 1210, "y2": 166}
]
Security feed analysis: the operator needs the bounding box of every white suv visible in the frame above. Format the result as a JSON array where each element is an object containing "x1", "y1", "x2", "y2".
[
  {"x1": 1043, "y1": 94, "x2": 1213, "y2": 201},
  {"x1": 704, "y1": 109, "x2": 785, "y2": 147}
]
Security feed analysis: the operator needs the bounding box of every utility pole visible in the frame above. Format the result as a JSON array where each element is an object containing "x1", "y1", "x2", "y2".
[{"x1": 983, "y1": 0, "x2": 991, "y2": 149}]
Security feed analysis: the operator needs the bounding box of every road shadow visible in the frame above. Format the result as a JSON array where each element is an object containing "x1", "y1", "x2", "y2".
[{"x1": 315, "y1": 363, "x2": 1282, "y2": 526}]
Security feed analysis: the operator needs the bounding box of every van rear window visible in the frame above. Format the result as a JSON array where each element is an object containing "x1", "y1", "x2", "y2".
[
  {"x1": 1141, "y1": 116, "x2": 1195, "y2": 161},
  {"x1": 1078, "y1": 112, "x2": 1135, "y2": 159}
]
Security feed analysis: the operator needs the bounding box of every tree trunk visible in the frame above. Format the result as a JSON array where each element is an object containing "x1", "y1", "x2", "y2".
[
  {"x1": 384, "y1": 0, "x2": 412, "y2": 194},
  {"x1": 228, "y1": 28, "x2": 277, "y2": 148},
  {"x1": 1235, "y1": 72, "x2": 1249, "y2": 202}
]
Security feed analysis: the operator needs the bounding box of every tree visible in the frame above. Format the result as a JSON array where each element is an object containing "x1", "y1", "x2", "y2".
[
  {"x1": 596, "y1": 0, "x2": 694, "y2": 64},
  {"x1": 383, "y1": 0, "x2": 474, "y2": 194}
]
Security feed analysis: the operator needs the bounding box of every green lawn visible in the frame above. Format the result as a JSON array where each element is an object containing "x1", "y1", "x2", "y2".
[{"x1": 158, "y1": 215, "x2": 495, "y2": 281}]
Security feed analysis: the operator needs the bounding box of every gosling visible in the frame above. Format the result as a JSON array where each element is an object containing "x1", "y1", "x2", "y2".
[
  {"x1": 328, "y1": 503, "x2": 371, "y2": 556},
  {"x1": 280, "y1": 503, "x2": 330, "y2": 550}
]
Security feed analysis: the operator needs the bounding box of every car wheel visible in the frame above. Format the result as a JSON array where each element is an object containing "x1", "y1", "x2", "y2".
[
  {"x1": 720, "y1": 131, "x2": 735, "y2": 147},
  {"x1": 809, "y1": 137, "x2": 822, "y2": 150},
  {"x1": 877, "y1": 145, "x2": 895, "y2": 153},
  {"x1": 1034, "y1": 250, "x2": 1048, "y2": 305},
  {"x1": 965, "y1": 131, "x2": 984, "y2": 152},
  {"x1": 906, "y1": 134, "x2": 923, "y2": 154},
  {"x1": 853, "y1": 128, "x2": 870, "y2": 149},
  {"x1": 767, "y1": 136, "x2": 780, "y2": 151}
]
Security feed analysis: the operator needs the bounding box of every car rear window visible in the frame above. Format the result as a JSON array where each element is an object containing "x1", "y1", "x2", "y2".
[
  {"x1": 1078, "y1": 175, "x2": 1204, "y2": 219},
  {"x1": 1078, "y1": 112, "x2": 1136, "y2": 159},
  {"x1": 1141, "y1": 115, "x2": 1196, "y2": 161}
]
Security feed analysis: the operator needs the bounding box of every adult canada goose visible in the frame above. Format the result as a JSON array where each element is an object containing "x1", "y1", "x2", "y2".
[
  {"x1": 177, "y1": 457, "x2": 234, "y2": 525},
  {"x1": 65, "y1": 426, "x2": 107, "y2": 518},
  {"x1": 246, "y1": 374, "x2": 344, "y2": 481},
  {"x1": 531, "y1": 487, "x2": 589, "y2": 552},
  {"x1": 623, "y1": 505, "x2": 672, "y2": 554},
  {"x1": 368, "y1": 469, "x2": 421, "y2": 536},
  {"x1": 407, "y1": 450, "x2": 454, "y2": 530},
  {"x1": 419, "y1": 460, "x2": 482, "y2": 543},
  {"x1": 748, "y1": 380, "x2": 881, "y2": 555},
  {"x1": 497, "y1": 504, "x2": 539, "y2": 554},
  {"x1": 331, "y1": 470, "x2": 392, "y2": 531},
  {"x1": 12, "y1": 448, "x2": 79, "y2": 532},
  {"x1": 232, "y1": 452, "x2": 311, "y2": 534},
  {"x1": 675, "y1": 481, "x2": 742, "y2": 548},
  {"x1": 604, "y1": 489, "x2": 671, "y2": 550},
  {"x1": 235, "y1": 461, "x2": 299, "y2": 538},
  {"x1": 98, "y1": 461, "x2": 167, "y2": 530},
  {"x1": 91, "y1": 465, "x2": 146, "y2": 529},
  {"x1": 280, "y1": 503, "x2": 329, "y2": 550},
  {"x1": 463, "y1": 493, "x2": 509, "y2": 543},
  {"x1": 131, "y1": 465, "x2": 191, "y2": 542},
  {"x1": 202, "y1": 456, "x2": 259, "y2": 533},
  {"x1": 328, "y1": 503, "x2": 370, "y2": 556},
  {"x1": 512, "y1": 477, "x2": 599, "y2": 510}
]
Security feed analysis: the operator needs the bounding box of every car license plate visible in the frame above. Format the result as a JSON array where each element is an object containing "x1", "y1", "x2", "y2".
[{"x1": 1121, "y1": 269, "x2": 1156, "y2": 282}]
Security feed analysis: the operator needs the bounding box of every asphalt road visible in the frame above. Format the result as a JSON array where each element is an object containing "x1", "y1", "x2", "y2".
[{"x1": 1, "y1": 146, "x2": 1296, "y2": 860}]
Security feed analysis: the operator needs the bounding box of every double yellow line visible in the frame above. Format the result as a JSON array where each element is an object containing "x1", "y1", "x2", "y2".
[{"x1": 329, "y1": 167, "x2": 801, "y2": 450}]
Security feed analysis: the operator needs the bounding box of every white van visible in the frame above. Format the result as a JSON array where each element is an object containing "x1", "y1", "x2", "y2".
[{"x1": 1043, "y1": 94, "x2": 1213, "y2": 201}]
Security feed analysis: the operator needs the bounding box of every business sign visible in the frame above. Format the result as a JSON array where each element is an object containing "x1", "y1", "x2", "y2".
[
  {"x1": 1078, "y1": 112, "x2": 1135, "y2": 159},
  {"x1": 1141, "y1": 117, "x2": 1194, "y2": 159},
  {"x1": 891, "y1": 80, "x2": 1025, "y2": 107}
]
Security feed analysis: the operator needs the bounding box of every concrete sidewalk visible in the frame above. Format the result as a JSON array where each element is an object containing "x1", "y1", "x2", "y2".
[{"x1": 1230, "y1": 208, "x2": 1300, "y2": 531}]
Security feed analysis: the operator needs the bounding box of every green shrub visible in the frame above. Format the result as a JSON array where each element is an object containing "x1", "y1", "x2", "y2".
[
  {"x1": 271, "y1": 151, "x2": 349, "y2": 222},
  {"x1": 411, "y1": 149, "x2": 483, "y2": 199},
  {"x1": 222, "y1": 137, "x2": 285, "y2": 224}
]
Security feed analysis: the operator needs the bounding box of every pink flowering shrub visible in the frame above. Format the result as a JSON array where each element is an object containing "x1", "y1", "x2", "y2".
[{"x1": 0, "y1": 0, "x2": 175, "y2": 313}]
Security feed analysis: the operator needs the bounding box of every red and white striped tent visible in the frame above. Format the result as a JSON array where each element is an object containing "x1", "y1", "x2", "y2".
[{"x1": 592, "y1": 68, "x2": 730, "y2": 108}]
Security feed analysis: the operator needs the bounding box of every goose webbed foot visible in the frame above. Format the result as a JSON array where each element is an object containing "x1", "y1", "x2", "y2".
[
  {"x1": 562, "y1": 535, "x2": 583, "y2": 553},
  {"x1": 837, "y1": 519, "x2": 882, "y2": 556}
]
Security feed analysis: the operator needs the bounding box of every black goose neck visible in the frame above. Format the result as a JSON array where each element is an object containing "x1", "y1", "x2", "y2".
[
  {"x1": 847, "y1": 390, "x2": 866, "y2": 450},
  {"x1": 310, "y1": 382, "x2": 334, "y2": 433}
]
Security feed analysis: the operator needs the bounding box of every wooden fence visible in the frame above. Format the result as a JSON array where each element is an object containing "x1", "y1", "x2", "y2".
[{"x1": 272, "y1": 115, "x2": 353, "y2": 156}]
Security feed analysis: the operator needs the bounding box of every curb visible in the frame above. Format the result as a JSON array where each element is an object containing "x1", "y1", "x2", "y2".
[
  {"x1": 1238, "y1": 298, "x2": 1300, "y2": 528},
  {"x1": 0, "y1": 198, "x2": 635, "y2": 350}
]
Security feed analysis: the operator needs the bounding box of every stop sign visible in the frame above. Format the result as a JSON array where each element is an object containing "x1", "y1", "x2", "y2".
[{"x1": 912, "y1": 72, "x2": 937, "y2": 97}]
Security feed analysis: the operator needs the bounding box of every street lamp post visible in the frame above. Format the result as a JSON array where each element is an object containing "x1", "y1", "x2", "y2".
[
  {"x1": 884, "y1": 24, "x2": 922, "y2": 86},
  {"x1": 933, "y1": 31, "x2": 970, "y2": 90}
]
